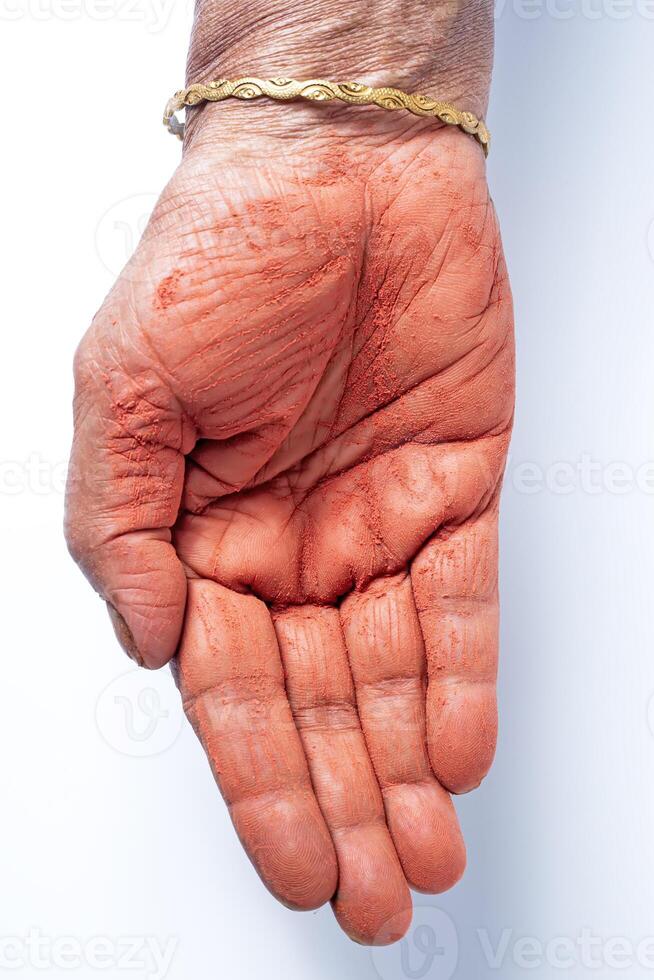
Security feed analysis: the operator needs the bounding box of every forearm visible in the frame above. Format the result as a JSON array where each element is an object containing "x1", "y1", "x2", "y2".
[{"x1": 185, "y1": 0, "x2": 494, "y2": 135}]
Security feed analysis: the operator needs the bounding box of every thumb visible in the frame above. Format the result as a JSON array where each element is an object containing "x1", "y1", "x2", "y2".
[{"x1": 65, "y1": 329, "x2": 196, "y2": 668}]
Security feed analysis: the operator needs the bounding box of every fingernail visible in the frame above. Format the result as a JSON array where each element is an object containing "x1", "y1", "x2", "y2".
[{"x1": 106, "y1": 602, "x2": 144, "y2": 667}]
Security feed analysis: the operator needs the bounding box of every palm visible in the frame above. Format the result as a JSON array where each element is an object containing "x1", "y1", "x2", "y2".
[{"x1": 67, "y1": 127, "x2": 513, "y2": 944}]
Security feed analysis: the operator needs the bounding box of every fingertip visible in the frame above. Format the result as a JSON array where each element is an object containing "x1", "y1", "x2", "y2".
[
  {"x1": 106, "y1": 602, "x2": 145, "y2": 666},
  {"x1": 368, "y1": 905, "x2": 414, "y2": 947},
  {"x1": 427, "y1": 685, "x2": 497, "y2": 795},
  {"x1": 232, "y1": 790, "x2": 338, "y2": 911},
  {"x1": 106, "y1": 598, "x2": 184, "y2": 670},
  {"x1": 104, "y1": 545, "x2": 188, "y2": 669},
  {"x1": 384, "y1": 782, "x2": 466, "y2": 894},
  {"x1": 331, "y1": 825, "x2": 412, "y2": 945}
]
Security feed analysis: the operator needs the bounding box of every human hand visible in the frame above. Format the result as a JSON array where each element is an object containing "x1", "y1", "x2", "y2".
[{"x1": 66, "y1": 0, "x2": 514, "y2": 944}]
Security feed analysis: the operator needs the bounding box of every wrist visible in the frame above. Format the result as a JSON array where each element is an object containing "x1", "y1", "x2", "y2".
[{"x1": 184, "y1": 0, "x2": 493, "y2": 149}]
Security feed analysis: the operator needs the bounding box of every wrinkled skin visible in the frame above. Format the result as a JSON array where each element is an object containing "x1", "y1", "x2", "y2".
[{"x1": 66, "y1": 124, "x2": 514, "y2": 944}]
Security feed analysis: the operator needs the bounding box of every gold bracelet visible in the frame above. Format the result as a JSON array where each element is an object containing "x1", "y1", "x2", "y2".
[{"x1": 163, "y1": 77, "x2": 490, "y2": 156}]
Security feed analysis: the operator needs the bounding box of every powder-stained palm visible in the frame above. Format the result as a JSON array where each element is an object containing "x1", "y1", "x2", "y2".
[{"x1": 66, "y1": 126, "x2": 514, "y2": 944}]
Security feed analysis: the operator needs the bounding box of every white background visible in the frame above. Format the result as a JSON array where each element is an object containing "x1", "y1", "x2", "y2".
[{"x1": 1, "y1": 2, "x2": 654, "y2": 978}]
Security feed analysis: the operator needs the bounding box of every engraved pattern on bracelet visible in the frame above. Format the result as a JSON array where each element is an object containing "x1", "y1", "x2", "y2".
[{"x1": 163, "y1": 77, "x2": 490, "y2": 155}]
